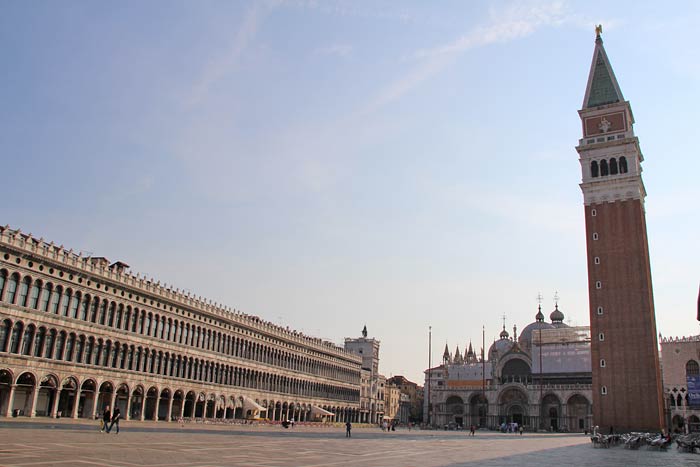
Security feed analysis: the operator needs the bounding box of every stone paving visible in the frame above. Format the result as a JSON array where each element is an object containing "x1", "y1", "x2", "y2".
[{"x1": 0, "y1": 419, "x2": 699, "y2": 467}]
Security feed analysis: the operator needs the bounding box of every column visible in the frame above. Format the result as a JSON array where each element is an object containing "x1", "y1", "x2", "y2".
[
  {"x1": 167, "y1": 397, "x2": 174, "y2": 422},
  {"x1": 125, "y1": 395, "x2": 132, "y2": 422},
  {"x1": 139, "y1": 396, "x2": 146, "y2": 421},
  {"x1": 28, "y1": 385, "x2": 40, "y2": 418},
  {"x1": 109, "y1": 392, "x2": 117, "y2": 414},
  {"x1": 153, "y1": 398, "x2": 160, "y2": 421},
  {"x1": 71, "y1": 390, "x2": 80, "y2": 419},
  {"x1": 90, "y1": 391, "x2": 99, "y2": 419},
  {"x1": 51, "y1": 389, "x2": 62, "y2": 418},
  {"x1": 4, "y1": 385, "x2": 17, "y2": 417},
  {"x1": 179, "y1": 399, "x2": 185, "y2": 420}
]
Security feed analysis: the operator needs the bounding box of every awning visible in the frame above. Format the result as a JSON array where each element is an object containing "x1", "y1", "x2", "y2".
[
  {"x1": 310, "y1": 405, "x2": 334, "y2": 416},
  {"x1": 242, "y1": 397, "x2": 266, "y2": 413}
]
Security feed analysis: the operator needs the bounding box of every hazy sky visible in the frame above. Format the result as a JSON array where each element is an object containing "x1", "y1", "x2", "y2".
[{"x1": 2, "y1": 1, "x2": 699, "y2": 384}]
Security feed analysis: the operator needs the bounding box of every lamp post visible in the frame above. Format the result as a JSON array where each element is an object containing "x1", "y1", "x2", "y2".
[{"x1": 427, "y1": 325, "x2": 432, "y2": 426}]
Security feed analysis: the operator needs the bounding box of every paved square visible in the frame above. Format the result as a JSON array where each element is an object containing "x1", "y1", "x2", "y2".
[{"x1": 0, "y1": 420, "x2": 699, "y2": 467}]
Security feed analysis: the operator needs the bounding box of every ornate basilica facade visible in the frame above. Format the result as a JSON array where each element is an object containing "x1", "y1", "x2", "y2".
[
  {"x1": 0, "y1": 226, "x2": 363, "y2": 423},
  {"x1": 424, "y1": 306, "x2": 593, "y2": 432}
]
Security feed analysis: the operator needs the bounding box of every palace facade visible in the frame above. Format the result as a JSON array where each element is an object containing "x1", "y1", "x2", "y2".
[{"x1": 0, "y1": 226, "x2": 363, "y2": 423}]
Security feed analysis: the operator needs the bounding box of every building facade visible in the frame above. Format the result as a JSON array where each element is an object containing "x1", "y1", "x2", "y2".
[
  {"x1": 576, "y1": 30, "x2": 664, "y2": 431},
  {"x1": 0, "y1": 226, "x2": 363, "y2": 423},
  {"x1": 424, "y1": 307, "x2": 593, "y2": 432},
  {"x1": 660, "y1": 335, "x2": 700, "y2": 433},
  {"x1": 386, "y1": 375, "x2": 423, "y2": 423},
  {"x1": 344, "y1": 328, "x2": 385, "y2": 423}
]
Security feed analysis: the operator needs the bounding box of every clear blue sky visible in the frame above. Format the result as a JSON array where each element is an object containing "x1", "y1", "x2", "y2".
[{"x1": 2, "y1": 1, "x2": 698, "y2": 384}]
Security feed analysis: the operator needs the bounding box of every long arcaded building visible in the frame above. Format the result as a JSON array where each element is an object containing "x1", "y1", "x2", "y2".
[{"x1": 0, "y1": 226, "x2": 362, "y2": 423}]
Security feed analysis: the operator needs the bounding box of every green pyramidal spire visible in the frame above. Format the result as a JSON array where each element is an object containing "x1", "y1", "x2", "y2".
[{"x1": 583, "y1": 31, "x2": 624, "y2": 108}]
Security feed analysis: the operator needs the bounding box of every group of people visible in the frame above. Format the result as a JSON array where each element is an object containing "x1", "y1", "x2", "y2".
[
  {"x1": 499, "y1": 422, "x2": 523, "y2": 435},
  {"x1": 100, "y1": 406, "x2": 121, "y2": 434}
]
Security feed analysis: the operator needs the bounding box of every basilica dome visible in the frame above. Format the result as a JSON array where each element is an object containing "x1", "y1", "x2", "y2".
[
  {"x1": 489, "y1": 328, "x2": 514, "y2": 360},
  {"x1": 518, "y1": 306, "x2": 555, "y2": 352}
]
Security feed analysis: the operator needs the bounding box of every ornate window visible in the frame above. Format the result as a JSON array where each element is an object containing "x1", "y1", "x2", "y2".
[
  {"x1": 18, "y1": 277, "x2": 30, "y2": 307},
  {"x1": 609, "y1": 158, "x2": 618, "y2": 175},
  {"x1": 619, "y1": 156, "x2": 628, "y2": 173},
  {"x1": 6, "y1": 273, "x2": 19, "y2": 304},
  {"x1": 686, "y1": 360, "x2": 700, "y2": 377}
]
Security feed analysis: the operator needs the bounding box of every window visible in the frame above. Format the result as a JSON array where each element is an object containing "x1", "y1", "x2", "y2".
[
  {"x1": 40, "y1": 285, "x2": 51, "y2": 311},
  {"x1": 590, "y1": 161, "x2": 599, "y2": 178},
  {"x1": 596, "y1": 281, "x2": 602, "y2": 289},
  {"x1": 600, "y1": 359, "x2": 606, "y2": 367},
  {"x1": 6, "y1": 274, "x2": 19, "y2": 304},
  {"x1": 591, "y1": 209, "x2": 597, "y2": 217},
  {"x1": 597, "y1": 306, "x2": 603, "y2": 315},
  {"x1": 601, "y1": 386, "x2": 607, "y2": 395},
  {"x1": 594, "y1": 257, "x2": 600, "y2": 264},
  {"x1": 18, "y1": 278, "x2": 30, "y2": 306},
  {"x1": 0, "y1": 270, "x2": 6, "y2": 300},
  {"x1": 609, "y1": 158, "x2": 618, "y2": 175},
  {"x1": 686, "y1": 360, "x2": 700, "y2": 377},
  {"x1": 28, "y1": 281, "x2": 40, "y2": 309},
  {"x1": 600, "y1": 159, "x2": 609, "y2": 176},
  {"x1": 592, "y1": 232, "x2": 598, "y2": 240},
  {"x1": 619, "y1": 156, "x2": 628, "y2": 173},
  {"x1": 599, "y1": 333, "x2": 604, "y2": 341}
]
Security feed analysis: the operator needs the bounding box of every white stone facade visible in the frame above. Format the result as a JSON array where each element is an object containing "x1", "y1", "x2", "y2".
[{"x1": 0, "y1": 226, "x2": 363, "y2": 423}]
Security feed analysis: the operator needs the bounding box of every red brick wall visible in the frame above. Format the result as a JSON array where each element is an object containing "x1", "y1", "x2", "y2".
[{"x1": 584, "y1": 199, "x2": 665, "y2": 432}]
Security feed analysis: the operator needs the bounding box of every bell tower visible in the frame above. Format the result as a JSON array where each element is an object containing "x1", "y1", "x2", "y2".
[{"x1": 576, "y1": 27, "x2": 664, "y2": 432}]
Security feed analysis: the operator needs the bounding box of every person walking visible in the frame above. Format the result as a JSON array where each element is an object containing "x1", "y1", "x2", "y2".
[
  {"x1": 470, "y1": 425, "x2": 475, "y2": 436},
  {"x1": 107, "y1": 407, "x2": 121, "y2": 434},
  {"x1": 519, "y1": 425, "x2": 523, "y2": 436},
  {"x1": 345, "y1": 421, "x2": 352, "y2": 438},
  {"x1": 101, "y1": 406, "x2": 111, "y2": 433}
]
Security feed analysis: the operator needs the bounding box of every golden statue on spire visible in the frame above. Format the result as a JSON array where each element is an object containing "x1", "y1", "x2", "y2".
[{"x1": 595, "y1": 24, "x2": 603, "y2": 36}]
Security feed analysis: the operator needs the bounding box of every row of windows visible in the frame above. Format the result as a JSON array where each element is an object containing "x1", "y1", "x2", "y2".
[
  {"x1": 0, "y1": 318, "x2": 359, "y2": 403},
  {"x1": 0, "y1": 269, "x2": 358, "y2": 384},
  {"x1": 590, "y1": 156, "x2": 628, "y2": 178}
]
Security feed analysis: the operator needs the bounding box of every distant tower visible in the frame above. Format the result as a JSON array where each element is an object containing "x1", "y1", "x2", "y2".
[{"x1": 576, "y1": 27, "x2": 664, "y2": 431}]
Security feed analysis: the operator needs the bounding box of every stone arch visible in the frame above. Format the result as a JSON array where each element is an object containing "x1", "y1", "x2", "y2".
[
  {"x1": 158, "y1": 388, "x2": 172, "y2": 421},
  {"x1": 0, "y1": 368, "x2": 14, "y2": 416},
  {"x1": 114, "y1": 383, "x2": 129, "y2": 418},
  {"x1": 182, "y1": 390, "x2": 196, "y2": 419},
  {"x1": 75, "y1": 378, "x2": 96, "y2": 419},
  {"x1": 469, "y1": 393, "x2": 488, "y2": 428},
  {"x1": 498, "y1": 386, "x2": 529, "y2": 427},
  {"x1": 205, "y1": 393, "x2": 216, "y2": 419},
  {"x1": 36, "y1": 374, "x2": 59, "y2": 417},
  {"x1": 541, "y1": 393, "x2": 561, "y2": 431},
  {"x1": 689, "y1": 415, "x2": 700, "y2": 433},
  {"x1": 129, "y1": 385, "x2": 144, "y2": 420},
  {"x1": 12, "y1": 372, "x2": 37, "y2": 417},
  {"x1": 500, "y1": 357, "x2": 531, "y2": 384},
  {"x1": 171, "y1": 389, "x2": 185, "y2": 420},
  {"x1": 672, "y1": 414, "x2": 685, "y2": 433},
  {"x1": 96, "y1": 380, "x2": 114, "y2": 415},
  {"x1": 144, "y1": 386, "x2": 159, "y2": 421},
  {"x1": 566, "y1": 394, "x2": 591, "y2": 432}
]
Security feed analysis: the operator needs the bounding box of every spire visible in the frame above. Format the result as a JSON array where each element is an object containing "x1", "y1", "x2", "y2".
[
  {"x1": 362, "y1": 325, "x2": 367, "y2": 338},
  {"x1": 453, "y1": 346, "x2": 463, "y2": 364},
  {"x1": 442, "y1": 343, "x2": 451, "y2": 364},
  {"x1": 583, "y1": 25, "x2": 624, "y2": 109}
]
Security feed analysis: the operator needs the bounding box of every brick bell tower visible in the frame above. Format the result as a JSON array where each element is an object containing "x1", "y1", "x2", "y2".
[{"x1": 576, "y1": 27, "x2": 664, "y2": 432}]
